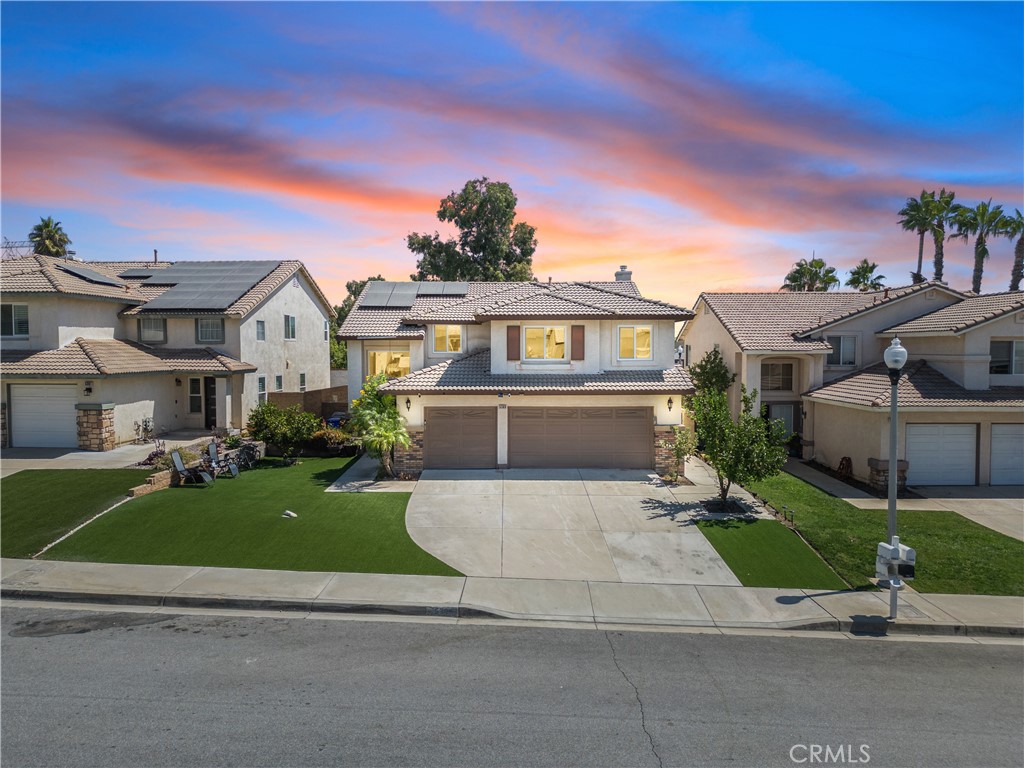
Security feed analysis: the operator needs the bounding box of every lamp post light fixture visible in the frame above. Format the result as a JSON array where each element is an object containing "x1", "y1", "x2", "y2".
[{"x1": 882, "y1": 336, "x2": 908, "y2": 619}]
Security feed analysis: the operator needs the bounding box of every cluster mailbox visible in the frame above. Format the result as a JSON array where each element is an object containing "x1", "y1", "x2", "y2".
[{"x1": 876, "y1": 537, "x2": 916, "y2": 585}]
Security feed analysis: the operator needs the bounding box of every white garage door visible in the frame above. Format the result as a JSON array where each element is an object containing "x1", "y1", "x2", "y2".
[
  {"x1": 991, "y1": 424, "x2": 1024, "y2": 485},
  {"x1": 9, "y1": 385, "x2": 79, "y2": 448},
  {"x1": 906, "y1": 424, "x2": 976, "y2": 486}
]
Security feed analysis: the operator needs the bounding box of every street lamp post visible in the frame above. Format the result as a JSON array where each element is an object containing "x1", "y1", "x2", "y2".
[{"x1": 883, "y1": 337, "x2": 908, "y2": 618}]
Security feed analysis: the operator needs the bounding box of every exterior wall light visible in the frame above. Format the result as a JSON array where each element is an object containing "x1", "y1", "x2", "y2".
[
  {"x1": 405, "y1": 398, "x2": 412, "y2": 412},
  {"x1": 667, "y1": 397, "x2": 674, "y2": 412}
]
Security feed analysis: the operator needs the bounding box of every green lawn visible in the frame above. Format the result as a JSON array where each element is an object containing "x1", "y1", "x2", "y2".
[
  {"x1": 747, "y1": 472, "x2": 1024, "y2": 596},
  {"x1": 697, "y1": 518, "x2": 847, "y2": 590},
  {"x1": 40, "y1": 457, "x2": 460, "y2": 576},
  {"x1": 1, "y1": 468, "x2": 154, "y2": 558}
]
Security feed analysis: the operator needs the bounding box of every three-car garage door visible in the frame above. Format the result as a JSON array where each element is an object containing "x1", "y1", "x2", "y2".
[
  {"x1": 508, "y1": 407, "x2": 653, "y2": 469},
  {"x1": 9, "y1": 384, "x2": 79, "y2": 448},
  {"x1": 990, "y1": 424, "x2": 1024, "y2": 485},
  {"x1": 905, "y1": 424, "x2": 976, "y2": 486},
  {"x1": 424, "y1": 407, "x2": 497, "y2": 469}
]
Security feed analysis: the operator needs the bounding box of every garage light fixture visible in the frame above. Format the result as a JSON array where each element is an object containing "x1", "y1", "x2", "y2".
[
  {"x1": 405, "y1": 398, "x2": 412, "y2": 412},
  {"x1": 667, "y1": 397, "x2": 673, "y2": 412}
]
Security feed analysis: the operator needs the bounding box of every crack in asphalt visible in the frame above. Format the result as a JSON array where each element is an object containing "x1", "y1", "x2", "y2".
[{"x1": 605, "y1": 630, "x2": 663, "y2": 768}]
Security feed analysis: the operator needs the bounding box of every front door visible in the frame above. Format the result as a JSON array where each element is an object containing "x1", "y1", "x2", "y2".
[{"x1": 203, "y1": 377, "x2": 217, "y2": 430}]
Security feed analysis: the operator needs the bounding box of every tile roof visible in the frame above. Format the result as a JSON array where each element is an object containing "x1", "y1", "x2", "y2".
[
  {"x1": 379, "y1": 348, "x2": 694, "y2": 394},
  {"x1": 881, "y1": 292, "x2": 1024, "y2": 335},
  {"x1": 1, "y1": 338, "x2": 256, "y2": 377},
  {"x1": 0, "y1": 255, "x2": 162, "y2": 303},
  {"x1": 804, "y1": 361, "x2": 1024, "y2": 409},
  {"x1": 340, "y1": 279, "x2": 690, "y2": 338},
  {"x1": 691, "y1": 282, "x2": 955, "y2": 352}
]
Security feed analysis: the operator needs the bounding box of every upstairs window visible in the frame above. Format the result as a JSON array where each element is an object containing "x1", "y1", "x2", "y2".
[
  {"x1": 524, "y1": 326, "x2": 566, "y2": 360},
  {"x1": 1, "y1": 304, "x2": 29, "y2": 337},
  {"x1": 138, "y1": 317, "x2": 167, "y2": 344},
  {"x1": 761, "y1": 362, "x2": 794, "y2": 391},
  {"x1": 284, "y1": 315, "x2": 296, "y2": 340},
  {"x1": 195, "y1": 318, "x2": 225, "y2": 344},
  {"x1": 618, "y1": 326, "x2": 652, "y2": 360},
  {"x1": 256, "y1": 320, "x2": 266, "y2": 341},
  {"x1": 990, "y1": 340, "x2": 1024, "y2": 375},
  {"x1": 257, "y1": 376, "x2": 267, "y2": 404},
  {"x1": 366, "y1": 349, "x2": 411, "y2": 379},
  {"x1": 433, "y1": 325, "x2": 462, "y2": 353},
  {"x1": 826, "y1": 335, "x2": 856, "y2": 367},
  {"x1": 299, "y1": 373, "x2": 307, "y2": 392},
  {"x1": 324, "y1": 319, "x2": 329, "y2": 342},
  {"x1": 275, "y1": 374, "x2": 284, "y2": 391}
]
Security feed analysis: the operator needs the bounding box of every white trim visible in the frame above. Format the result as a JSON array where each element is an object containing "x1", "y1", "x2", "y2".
[
  {"x1": 522, "y1": 325, "x2": 567, "y2": 362},
  {"x1": 431, "y1": 324, "x2": 463, "y2": 355},
  {"x1": 616, "y1": 324, "x2": 654, "y2": 361}
]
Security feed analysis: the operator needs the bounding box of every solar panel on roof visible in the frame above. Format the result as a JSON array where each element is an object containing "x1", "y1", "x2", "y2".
[
  {"x1": 415, "y1": 282, "x2": 446, "y2": 295},
  {"x1": 385, "y1": 284, "x2": 419, "y2": 308},
  {"x1": 56, "y1": 263, "x2": 126, "y2": 288},
  {"x1": 360, "y1": 282, "x2": 396, "y2": 307},
  {"x1": 118, "y1": 268, "x2": 155, "y2": 278},
  {"x1": 140, "y1": 261, "x2": 280, "y2": 311},
  {"x1": 442, "y1": 282, "x2": 469, "y2": 295}
]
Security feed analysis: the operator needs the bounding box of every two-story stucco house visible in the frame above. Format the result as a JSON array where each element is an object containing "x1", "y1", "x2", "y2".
[
  {"x1": 679, "y1": 282, "x2": 1024, "y2": 487},
  {"x1": 339, "y1": 267, "x2": 694, "y2": 473},
  {"x1": 1, "y1": 255, "x2": 335, "y2": 450}
]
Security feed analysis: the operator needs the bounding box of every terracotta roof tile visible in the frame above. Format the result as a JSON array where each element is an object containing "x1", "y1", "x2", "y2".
[
  {"x1": 379, "y1": 348, "x2": 694, "y2": 394},
  {"x1": 0, "y1": 255, "x2": 150, "y2": 303},
  {"x1": 882, "y1": 292, "x2": 1024, "y2": 335},
  {"x1": 804, "y1": 361, "x2": 1024, "y2": 409}
]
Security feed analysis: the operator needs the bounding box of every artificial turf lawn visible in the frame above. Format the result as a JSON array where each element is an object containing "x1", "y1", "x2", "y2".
[
  {"x1": 42, "y1": 457, "x2": 462, "y2": 577},
  {"x1": 697, "y1": 518, "x2": 847, "y2": 590},
  {"x1": 1, "y1": 468, "x2": 154, "y2": 558},
  {"x1": 747, "y1": 472, "x2": 1024, "y2": 596}
]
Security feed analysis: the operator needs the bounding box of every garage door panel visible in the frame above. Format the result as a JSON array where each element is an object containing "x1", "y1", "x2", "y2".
[
  {"x1": 10, "y1": 385, "x2": 79, "y2": 448},
  {"x1": 509, "y1": 406, "x2": 653, "y2": 469},
  {"x1": 424, "y1": 407, "x2": 497, "y2": 469},
  {"x1": 906, "y1": 423, "x2": 976, "y2": 486},
  {"x1": 991, "y1": 424, "x2": 1024, "y2": 485}
]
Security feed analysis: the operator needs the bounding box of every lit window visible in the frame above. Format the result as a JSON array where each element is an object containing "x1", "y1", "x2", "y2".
[
  {"x1": 284, "y1": 315, "x2": 296, "y2": 340},
  {"x1": 256, "y1": 320, "x2": 266, "y2": 341},
  {"x1": 826, "y1": 335, "x2": 856, "y2": 366},
  {"x1": 138, "y1": 317, "x2": 166, "y2": 344},
  {"x1": 366, "y1": 349, "x2": 411, "y2": 379},
  {"x1": 433, "y1": 325, "x2": 462, "y2": 353},
  {"x1": 195, "y1": 318, "x2": 224, "y2": 344},
  {"x1": 188, "y1": 378, "x2": 202, "y2": 413},
  {"x1": 257, "y1": 376, "x2": 267, "y2": 404},
  {"x1": 1, "y1": 304, "x2": 29, "y2": 337},
  {"x1": 275, "y1": 375, "x2": 283, "y2": 391},
  {"x1": 761, "y1": 363, "x2": 794, "y2": 391},
  {"x1": 299, "y1": 373, "x2": 306, "y2": 392},
  {"x1": 524, "y1": 326, "x2": 566, "y2": 360},
  {"x1": 618, "y1": 326, "x2": 652, "y2": 360},
  {"x1": 990, "y1": 340, "x2": 1024, "y2": 375}
]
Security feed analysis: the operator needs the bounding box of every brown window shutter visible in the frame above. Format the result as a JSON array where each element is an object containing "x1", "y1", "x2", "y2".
[
  {"x1": 506, "y1": 325, "x2": 521, "y2": 361},
  {"x1": 571, "y1": 325, "x2": 585, "y2": 361}
]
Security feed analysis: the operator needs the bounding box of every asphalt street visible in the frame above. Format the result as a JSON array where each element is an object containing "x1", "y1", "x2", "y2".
[{"x1": 2, "y1": 604, "x2": 1022, "y2": 768}]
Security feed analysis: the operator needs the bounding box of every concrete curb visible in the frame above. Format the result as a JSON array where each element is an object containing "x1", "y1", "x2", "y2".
[{"x1": 4, "y1": 586, "x2": 1020, "y2": 637}]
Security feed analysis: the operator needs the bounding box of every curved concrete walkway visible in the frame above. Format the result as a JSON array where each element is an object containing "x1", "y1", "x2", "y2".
[{"x1": 404, "y1": 460, "x2": 771, "y2": 586}]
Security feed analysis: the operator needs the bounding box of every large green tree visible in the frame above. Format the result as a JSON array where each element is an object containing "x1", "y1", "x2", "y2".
[
  {"x1": 329, "y1": 275, "x2": 385, "y2": 369},
  {"x1": 690, "y1": 386, "x2": 790, "y2": 502},
  {"x1": 781, "y1": 257, "x2": 839, "y2": 292},
  {"x1": 845, "y1": 259, "x2": 886, "y2": 291},
  {"x1": 950, "y1": 199, "x2": 1007, "y2": 294},
  {"x1": 408, "y1": 178, "x2": 537, "y2": 282},
  {"x1": 28, "y1": 216, "x2": 72, "y2": 257},
  {"x1": 1005, "y1": 209, "x2": 1023, "y2": 292},
  {"x1": 898, "y1": 191, "x2": 933, "y2": 284}
]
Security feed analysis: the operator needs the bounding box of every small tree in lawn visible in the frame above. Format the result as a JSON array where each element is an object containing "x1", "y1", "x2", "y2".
[
  {"x1": 691, "y1": 386, "x2": 790, "y2": 503},
  {"x1": 688, "y1": 348, "x2": 736, "y2": 394},
  {"x1": 660, "y1": 426, "x2": 697, "y2": 483},
  {"x1": 246, "y1": 402, "x2": 321, "y2": 465},
  {"x1": 349, "y1": 373, "x2": 410, "y2": 478}
]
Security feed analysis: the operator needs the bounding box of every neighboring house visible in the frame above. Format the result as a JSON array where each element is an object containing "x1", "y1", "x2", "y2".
[
  {"x1": 1, "y1": 255, "x2": 335, "y2": 450},
  {"x1": 679, "y1": 282, "x2": 1024, "y2": 487},
  {"x1": 339, "y1": 267, "x2": 694, "y2": 473}
]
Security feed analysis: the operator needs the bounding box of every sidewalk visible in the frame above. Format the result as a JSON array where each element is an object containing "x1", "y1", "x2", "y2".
[{"x1": 3, "y1": 558, "x2": 1021, "y2": 637}]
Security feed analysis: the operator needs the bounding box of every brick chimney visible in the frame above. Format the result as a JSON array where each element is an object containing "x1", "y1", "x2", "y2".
[{"x1": 615, "y1": 265, "x2": 632, "y2": 281}]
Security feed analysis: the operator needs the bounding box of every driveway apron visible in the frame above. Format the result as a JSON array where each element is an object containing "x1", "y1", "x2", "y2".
[{"x1": 405, "y1": 463, "x2": 747, "y2": 586}]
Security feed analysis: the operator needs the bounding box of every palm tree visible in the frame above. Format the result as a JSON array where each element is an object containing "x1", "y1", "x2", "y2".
[
  {"x1": 781, "y1": 257, "x2": 840, "y2": 292},
  {"x1": 28, "y1": 216, "x2": 72, "y2": 257},
  {"x1": 950, "y1": 199, "x2": 1007, "y2": 294},
  {"x1": 1005, "y1": 209, "x2": 1023, "y2": 292},
  {"x1": 845, "y1": 259, "x2": 886, "y2": 291},
  {"x1": 928, "y1": 188, "x2": 956, "y2": 283},
  {"x1": 898, "y1": 191, "x2": 933, "y2": 284}
]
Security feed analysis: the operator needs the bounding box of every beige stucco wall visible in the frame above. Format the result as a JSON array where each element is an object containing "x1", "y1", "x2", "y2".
[
  {"x1": 0, "y1": 295, "x2": 125, "y2": 351},
  {"x1": 806, "y1": 400, "x2": 1024, "y2": 486}
]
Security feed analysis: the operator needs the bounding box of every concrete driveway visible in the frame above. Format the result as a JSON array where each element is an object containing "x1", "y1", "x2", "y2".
[
  {"x1": 405, "y1": 465, "x2": 766, "y2": 586},
  {"x1": 904, "y1": 485, "x2": 1024, "y2": 541}
]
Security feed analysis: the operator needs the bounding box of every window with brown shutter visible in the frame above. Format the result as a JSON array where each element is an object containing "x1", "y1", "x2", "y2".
[
  {"x1": 571, "y1": 325, "x2": 585, "y2": 361},
  {"x1": 506, "y1": 325, "x2": 521, "y2": 361}
]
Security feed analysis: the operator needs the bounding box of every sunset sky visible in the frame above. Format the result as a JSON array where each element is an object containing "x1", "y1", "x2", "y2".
[{"x1": 2, "y1": 2, "x2": 1021, "y2": 308}]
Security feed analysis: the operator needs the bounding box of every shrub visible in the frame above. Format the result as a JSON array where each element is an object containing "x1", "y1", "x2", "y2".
[
  {"x1": 660, "y1": 426, "x2": 697, "y2": 482},
  {"x1": 349, "y1": 373, "x2": 410, "y2": 478},
  {"x1": 224, "y1": 434, "x2": 243, "y2": 450},
  {"x1": 154, "y1": 449, "x2": 200, "y2": 472},
  {"x1": 308, "y1": 427, "x2": 349, "y2": 451},
  {"x1": 246, "y1": 401, "x2": 321, "y2": 464}
]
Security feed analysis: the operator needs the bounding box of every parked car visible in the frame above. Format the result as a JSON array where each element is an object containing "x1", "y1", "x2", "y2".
[{"x1": 325, "y1": 411, "x2": 345, "y2": 429}]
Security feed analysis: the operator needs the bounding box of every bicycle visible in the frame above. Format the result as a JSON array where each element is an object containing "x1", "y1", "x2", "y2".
[{"x1": 236, "y1": 442, "x2": 262, "y2": 470}]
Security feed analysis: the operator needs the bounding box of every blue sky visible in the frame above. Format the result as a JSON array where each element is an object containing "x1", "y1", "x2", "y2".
[{"x1": 2, "y1": 2, "x2": 1021, "y2": 305}]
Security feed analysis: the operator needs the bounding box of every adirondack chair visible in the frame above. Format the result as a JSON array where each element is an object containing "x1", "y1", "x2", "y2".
[
  {"x1": 171, "y1": 450, "x2": 214, "y2": 487},
  {"x1": 206, "y1": 442, "x2": 240, "y2": 478}
]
